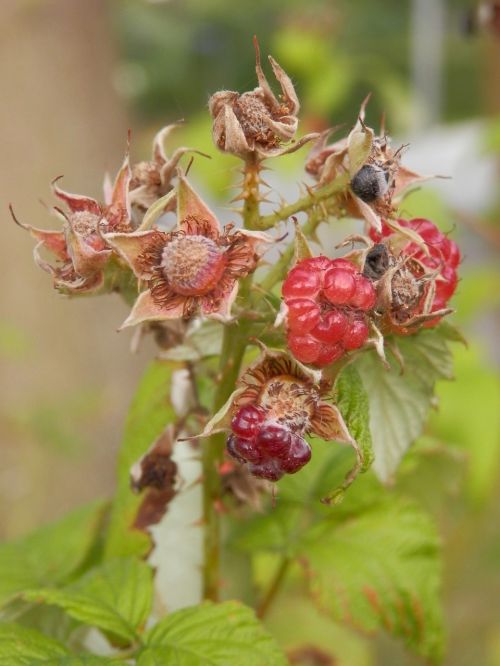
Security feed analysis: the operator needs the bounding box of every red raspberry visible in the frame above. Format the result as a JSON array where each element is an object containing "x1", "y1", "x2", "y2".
[
  {"x1": 256, "y1": 422, "x2": 292, "y2": 457},
  {"x1": 282, "y1": 266, "x2": 322, "y2": 300},
  {"x1": 286, "y1": 298, "x2": 321, "y2": 334},
  {"x1": 287, "y1": 332, "x2": 322, "y2": 364},
  {"x1": 329, "y1": 258, "x2": 358, "y2": 273},
  {"x1": 315, "y1": 343, "x2": 344, "y2": 367},
  {"x1": 311, "y1": 309, "x2": 348, "y2": 343},
  {"x1": 231, "y1": 405, "x2": 265, "y2": 439},
  {"x1": 349, "y1": 276, "x2": 376, "y2": 310},
  {"x1": 281, "y1": 435, "x2": 312, "y2": 474},
  {"x1": 298, "y1": 255, "x2": 333, "y2": 272},
  {"x1": 343, "y1": 316, "x2": 369, "y2": 350},
  {"x1": 324, "y1": 267, "x2": 356, "y2": 304}
]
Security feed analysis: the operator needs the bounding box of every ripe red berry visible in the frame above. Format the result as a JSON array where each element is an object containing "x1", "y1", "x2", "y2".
[
  {"x1": 286, "y1": 298, "x2": 321, "y2": 334},
  {"x1": 282, "y1": 266, "x2": 322, "y2": 300},
  {"x1": 343, "y1": 316, "x2": 369, "y2": 350},
  {"x1": 281, "y1": 435, "x2": 312, "y2": 473},
  {"x1": 315, "y1": 343, "x2": 344, "y2": 367},
  {"x1": 329, "y1": 258, "x2": 358, "y2": 273},
  {"x1": 256, "y1": 422, "x2": 292, "y2": 457},
  {"x1": 324, "y1": 267, "x2": 356, "y2": 304},
  {"x1": 231, "y1": 404, "x2": 265, "y2": 439},
  {"x1": 287, "y1": 332, "x2": 322, "y2": 364},
  {"x1": 349, "y1": 276, "x2": 376, "y2": 310},
  {"x1": 299, "y1": 256, "x2": 333, "y2": 272},
  {"x1": 311, "y1": 309, "x2": 348, "y2": 344}
]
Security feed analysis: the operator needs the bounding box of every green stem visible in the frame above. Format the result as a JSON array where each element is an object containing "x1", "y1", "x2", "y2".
[
  {"x1": 259, "y1": 206, "x2": 326, "y2": 294},
  {"x1": 256, "y1": 557, "x2": 291, "y2": 619},
  {"x1": 255, "y1": 172, "x2": 350, "y2": 230},
  {"x1": 201, "y1": 157, "x2": 261, "y2": 601}
]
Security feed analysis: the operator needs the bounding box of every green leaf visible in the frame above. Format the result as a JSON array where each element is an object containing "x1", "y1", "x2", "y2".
[
  {"x1": 0, "y1": 623, "x2": 68, "y2": 664},
  {"x1": 355, "y1": 327, "x2": 454, "y2": 482},
  {"x1": 0, "y1": 501, "x2": 107, "y2": 608},
  {"x1": 24, "y1": 558, "x2": 153, "y2": 645},
  {"x1": 336, "y1": 364, "x2": 373, "y2": 470},
  {"x1": 138, "y1": 601, "x2": 287, "y2": 665},
  {"x1": 104, "y1": 360, "x2": 179, "y2": 558},
  {"x1": 298, "y1": 497, "x2": 444, "y2": 663}
]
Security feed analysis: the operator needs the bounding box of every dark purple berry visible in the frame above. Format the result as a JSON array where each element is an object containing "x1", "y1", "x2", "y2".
[
  {"x1": 281, "y1": 435, "x2": 311, "y2": 474},
  {"x1": 227, "y1": 434, "x2": 264, "y2": 464},
  {"x1": 248, "y1": 460, "x2": 284, "y2": 481},
  {"x1": 256, "y1": 422, "x2": 292, "y2": 457},
  {"x1": 231, "y1": 404, "x2": 266, "y2": 439}
]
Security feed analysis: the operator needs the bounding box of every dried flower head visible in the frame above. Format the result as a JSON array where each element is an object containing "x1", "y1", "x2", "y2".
[
  {"x1": 128, "y1": 124, "x2": 205, "y2": 223},
  {"x1": 209, "y1": 37, "x2": 317, "y2": 159},
  {"x1": 106, "y1": 174, "x2": 272, "y2": 327},
  {"x1": 13, "y1": 153, "x2": 132, "y2": 294}
]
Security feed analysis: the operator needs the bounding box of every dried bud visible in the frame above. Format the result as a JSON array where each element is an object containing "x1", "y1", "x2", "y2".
[
  {"x1": 13, "y1": 151, "x2": 132, "y2": 294},
  {"x1": 209, "y1": 37, "x2": 317, "y2": 159},
  {"x1": 128, "y1": 124, "x2": 206, "y2": 224}
]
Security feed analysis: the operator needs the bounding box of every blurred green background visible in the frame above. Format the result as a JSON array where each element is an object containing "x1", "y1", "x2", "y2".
[{"x1": 1, "y1": 0, "x2": 499, "y2": 664}]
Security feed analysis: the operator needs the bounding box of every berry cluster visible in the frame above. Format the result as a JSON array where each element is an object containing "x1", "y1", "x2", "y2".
[
  {"x1": 227, "y1": 405, "x2": 311, "y2": 481},
  {"x1": 370, "y1": 218, "x2": 460, "y2": 316},
  {"x1": 282, "y1": 256, "x2": 376, "y2": 367}
]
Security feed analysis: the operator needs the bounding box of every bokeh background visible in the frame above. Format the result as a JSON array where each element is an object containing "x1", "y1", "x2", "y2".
[{"x1": 1, "y1": 1, "x2": 499, "y2": 664}]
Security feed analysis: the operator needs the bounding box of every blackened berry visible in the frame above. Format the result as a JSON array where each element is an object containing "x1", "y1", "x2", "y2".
[
  {"x1": 363, "y1": 243, "x2": 390, "y2": 280},
  {"x1": 350, "y1": 164, "x2": 389, "y2": 203}
]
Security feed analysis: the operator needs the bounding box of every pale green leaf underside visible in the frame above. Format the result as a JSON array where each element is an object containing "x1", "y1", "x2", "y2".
[
  {"x1": 355, "y1": 326, "x2": 454, "y2": 482},
  {"x1": 138, "y1": 601, "x2": 287, "y2": 666},
  {"x1": 299, "y1": 498, "x2": 444, "y2": 663},
  {"x1": 24, "y1": 558, "x2": 153, "y2": 644}
]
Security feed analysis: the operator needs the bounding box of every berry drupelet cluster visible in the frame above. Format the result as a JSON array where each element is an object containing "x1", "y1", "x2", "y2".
[
  {"x1": 282, "y1": 256, "x2": 376, "y2": 367},
  {"x1": 227, "y1": 405, "x2": 312, "y2": 481}
]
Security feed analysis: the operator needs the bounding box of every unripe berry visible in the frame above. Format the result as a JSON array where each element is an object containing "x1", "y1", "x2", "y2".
[{"x1": 231, "y1": 404, "x2": 265, "y2": 439}]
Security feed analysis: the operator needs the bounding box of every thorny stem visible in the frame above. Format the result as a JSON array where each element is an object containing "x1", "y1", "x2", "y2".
[
  {"x1": 255, "y1": 172, "x2": 350, "y2": 230},
  {"x1": 201, "y1": 156, "x2": 261, "y2": 601},
  {"x1": 259, "y1": 206, "x2": 327, "y2": 294},
  {"x1": 256, "y1": 557, "x2": 291, "y2": 619}
]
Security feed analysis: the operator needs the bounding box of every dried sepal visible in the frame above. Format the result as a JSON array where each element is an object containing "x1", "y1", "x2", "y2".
[{"x1": 209, "y1": 37, "x2": 317, "y2": 159}]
